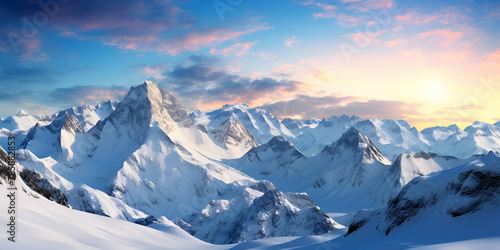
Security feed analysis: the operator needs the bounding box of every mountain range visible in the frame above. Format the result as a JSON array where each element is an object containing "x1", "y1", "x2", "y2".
[{"x1": 1, "y1": 81, "x2": 499, "y2": 248}]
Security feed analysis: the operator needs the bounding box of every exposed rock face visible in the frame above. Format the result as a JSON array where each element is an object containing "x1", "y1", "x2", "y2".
[
  {"x1": 211, "y1": 119, "x2": 259, "y2": 149},
  {"x1": 20, "y1": 168, "x2": 69, "y2": 207},
  {"x1": 175, "y1": 181, "x2": 342, "y2": 244}
]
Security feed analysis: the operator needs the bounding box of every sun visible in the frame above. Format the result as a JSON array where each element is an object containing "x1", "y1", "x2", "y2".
[{"x1": 424, "y1": 80, "x2": 444, "y2": 101}]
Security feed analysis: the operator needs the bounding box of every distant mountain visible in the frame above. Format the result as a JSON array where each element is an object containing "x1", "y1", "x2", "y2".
[
  {"x1": 194, "y1": 104, "x2": 500, "y2": 159},
  {"x1": 54, "y1": 101, "x2": 118, "y2": 132},
  {"x1": 191, "y1": 103, "x2": 295, "y2": 145},
  {"x1": 0, "y1": 109, "x2": 53, "y2": 132},
  {"x1": 424, "y1": 122, "x2": 500, "y2": 158},
  {"x1": 19, "y1": 111, "x2": 83, "y2": 164}
]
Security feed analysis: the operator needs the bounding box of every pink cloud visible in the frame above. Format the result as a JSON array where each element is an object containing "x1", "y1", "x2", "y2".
[
  {"x1": 102, "y1": 24, "x2": 271, "y2": 55},
  {"x1": 20, "y1": 39, "x2": 49, "y2": 62},
  {"x1": 395, "y1": 12, "x2": 438, "y2": 25},
  {"x1": 210, "y1": 41, "x2": 259, "y2": 56},
  {"x1": 302, "y1": 1, "x2": 337, "y2": 10},
  {"x1": 313, "y1": 12, "x2": 337, "y2": 19},
  {"x1": 336, "y1": 13, "x2": 359, "y2": 27},
  {"x1": 486, "y1": 48, "x2": 500, "y2": 61},
  {"x1": 385, "y1": 39, "x2": 404, "y2": 48},
  {"x1": 396, "y1": 7, "x2": 470, "y2": 26},
  {"x1": 417, "y1": 28, "x2": 464, "y2": 47},
  {"x1": 345, "y1": 0, "x2": 393, "y2": 12},
  {"x1": 302, "y1": 0, "x2": 337, "y2": 19},
  {"x1": 344, "y1": 29, "x2": 387, "y2": 45},
  {"x1": 157, "y1": 25, "x2": 271, "y2": 55},
  {"x1": 141, "y1": 65, "x2": 168, "y2": 80},
  {"x1": 393, "y1": 25, "x2": 403, "y2": 32},
  {"x1": 284, "y1": 36, "x2": 300, "y2": 47}
]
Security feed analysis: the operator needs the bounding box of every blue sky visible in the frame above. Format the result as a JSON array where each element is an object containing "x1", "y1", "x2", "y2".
[{"x1": 1, "y1": 0, "x2": 499, "y2": 129}]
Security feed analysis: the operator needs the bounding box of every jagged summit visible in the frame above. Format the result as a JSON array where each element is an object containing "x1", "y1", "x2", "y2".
[
  {"x1": 212, "y1": 119, "x2": 258, "y2": 148},
  {"x1": 264, "y1": 136, "x2": 296, "y2": 151},
  {"x1": 323, "y1": 126, "x2": 389, "y2": 165},
  {"x1": 110, "y1": 81, "x2": 190, "y2": 137},
  {"x1": 46, "y1": 111, "x2": 83, "y2": 134},
  {"x1": 16, "y1": 109, "x2": 30, "y2": 116}
]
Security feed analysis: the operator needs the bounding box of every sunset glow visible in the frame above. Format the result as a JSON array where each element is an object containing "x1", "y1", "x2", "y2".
[{"x1": 1, "y1": 0, "x2": 499, "y2": 130}]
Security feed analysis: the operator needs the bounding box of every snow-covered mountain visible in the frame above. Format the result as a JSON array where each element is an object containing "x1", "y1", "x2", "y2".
[
  {"x1": 229, "y1": 127, "x2": 483, "y2": 213},
  {"x1": 19, "y1": 111, "x2": 84, "y2": 164},
  {"x1": 0, "y1": 110, "x2": 53, "y2": 132},
  {"x1": 346, "y1": 152, "x2": 500, "y2": 238},
  {"x1": 53, "y1": 101, "x2": 118, "y2": 132},
  {"x1": 193, "y1": 105, "x2": 500, "y2": 159},
  {"x1": 11, "y1": 81, "x2": 340, "y2": 244},
  {"x1": 191, "y1": 103, "x2": 295, "y2": 145},
  {"x1": 210, "y1": 119, "x2": 259, "y2": 150},
  {"x1": 2, "y1": 81, "x2": 500, "y2": 248},
  {"x1": 426, "y1": 121, "x2": 500, "y2": 158}
]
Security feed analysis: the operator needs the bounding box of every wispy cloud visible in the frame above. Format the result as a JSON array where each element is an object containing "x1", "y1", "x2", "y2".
[
  {"x1": 210, "y1": 41, "x2": 259, "y2": 56},
  {"x1": 417, "y1": 28, "x2": 464, "y2": 47},
  {"x1": 258, "y1": 94, "x2": 422, "y2": 120},
  {"x1": 385, "y1": 39, "x2": 404, "y2": 48},
  {"x1": 302, "y1": 0, "x2": 337, "y2": 19},
  {"x1": 284, "y1": 36, "x2": 300, "y2": 47}
]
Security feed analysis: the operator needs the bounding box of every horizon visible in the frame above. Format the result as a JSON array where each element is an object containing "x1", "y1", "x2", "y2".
[
  {"x1": 2, "y1": 80, "x2": 498, "y2": 131},
  {"x1": 1, "y1": 0, "x2": 499, "y2": 130}
]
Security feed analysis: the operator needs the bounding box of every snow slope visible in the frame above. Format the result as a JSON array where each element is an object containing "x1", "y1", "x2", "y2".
[{"x1": 0, "y1": 183, "x2": 218, "y2": 250}]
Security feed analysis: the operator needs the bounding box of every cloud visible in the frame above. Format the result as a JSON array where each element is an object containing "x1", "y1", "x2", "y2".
[
  {"x1": 385, "y1": 39, "x2": 403, "y2": 47},
  {"x1": 49, "y1": 85, "x2": 128, "y2": 105},
  {"x1": 2, "y1": 1, "x2": 271, "y2": 57},
  {"x1": 258, "y1": 95, "x2": 421, "y2": 120},
  {"x1": 344, "y1": 0, "x2": 394, "y2": 12},
  {"x1": 302, "y1": 0, "x2": 337, "y2": 19},
  {"x1": 482, "y1": 48, "x2": 500, "y2": 68},
  {"x1": 284, "y1": 36, "x2": 300, "y2": 47},
  {"x1": 210, "y1": 41, "x2": 259, "y2": 56},
  {"x1": 0, "y1": 64, "x2": 58, "y2": 86},
  {"x1": 344, "y1": 29, "x2": 387, "y2": 45},
  {"x1": 302, "y1": 1, "x2": 337, "y2": 10},
  {"x1": 417, "y1": 28, "x2": 463, "y2": 47},
  {"x1": 395, "y1": 7, "x2": 470, "y2": 26},
  {"x1": 336, "y1": 13, "x2": 359, "y2": 27},
  {"x1": 272, "y1": 59, "x2": 331, "y2": 82},
  {"x1": 138, "y1": 55, "x2": 304, "y2": 109},
  {"x1": 148, "y1": 24, "x2": 271, "y2": 55}
]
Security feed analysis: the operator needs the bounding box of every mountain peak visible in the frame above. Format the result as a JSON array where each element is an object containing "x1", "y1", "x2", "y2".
[
  {"x1": 110, "y1": 81, "x2": 189, "y2": 136},
  {"x1": 212, "y1": 119, "x2": 258, "y2": 148},
  {"x1": 325, "y1": 126, "x2": 389, "y2": 164},
  {"x1": 265, "y1": 136, "x2": 296, "y2": 152},
  {"x1": 47, "y1": 112, "x2": 83, "y2": 134},
  {"x1": 16, "y1": 110, "x2": 30, "y2": 116}
]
